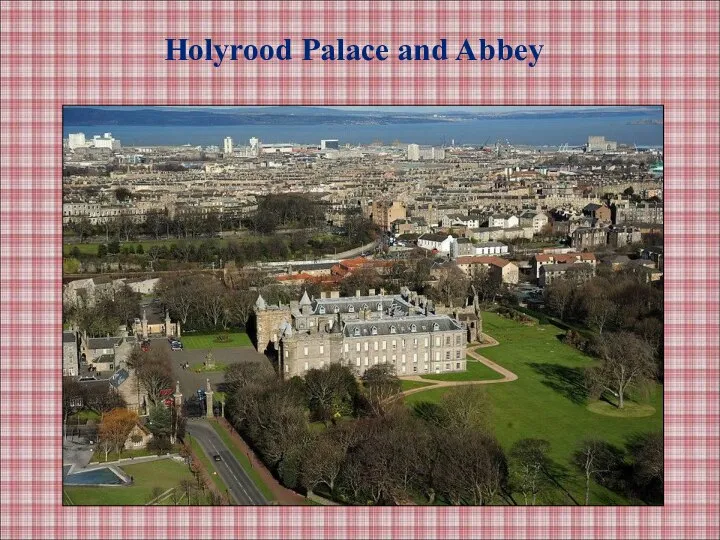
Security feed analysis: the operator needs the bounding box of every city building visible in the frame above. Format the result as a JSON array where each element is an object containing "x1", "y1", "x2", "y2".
[
  {"x1": 321, "y1": 139, "x2": 340, "y2": 150},
  {"x1": 532, "y1": 252, "x2": 597, "y2": 280},
  {"x1": 249, "y1": 137, "x2": 260, "y2": 157},
  {"x1": 571, "y1": 227, "x2": 608, "y2": 250},
  {"x1": 607, "y1": 225, "x2": 642, "y2": 248},
  {"x1": 582, "y1": 203, "x2": 612, "y2": 224},
  {"x1": 255, "y1": 289, "x2": 468, "y2": 378},
  {"x1": 223, "y1": 137, "x2": 233, "y2": 155},
  {"x1": 455, "y1": 256, "x2": 519, "y2": 285},
  {"x1": 518, "y1": 210, "x2": 549, "y2": 233},
  {"x1": 372, "y1": 199, "x2": 407, "y2": 231},
  {"x1": 63, "y1": 331, "x2": 79, "y2": 377},
  {"x1": 417, "y1": 233, "x2": 454, "y2": 253},
  {"x1": 68, "y1": 133, "x2": 86, "y2": 150},
  {"x1": 539, "y1": 263, "x2": 595, "y2": 287},
  {"x1": 407, "y1": 144, "x2": 445, "y2": 161},
  {"x1": 586, "y1": 136, "x2": 617, "y2": 152},
  {"x1": 68, "y1": 132, "x2": 121, "y2": 151}
]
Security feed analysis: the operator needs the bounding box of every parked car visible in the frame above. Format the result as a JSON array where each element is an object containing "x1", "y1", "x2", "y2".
[{"x1": 171, "y1": 341, "x2": 183, "y2": 351}]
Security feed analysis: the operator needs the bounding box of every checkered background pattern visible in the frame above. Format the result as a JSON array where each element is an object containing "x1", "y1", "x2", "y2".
[{"x1": 1, "y1": 1, "x2": 718, "y2": 539}]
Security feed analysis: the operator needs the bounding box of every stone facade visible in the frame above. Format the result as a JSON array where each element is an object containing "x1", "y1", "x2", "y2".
[
  {"x1": 63, "y1": 331, "x2": 79, "y2": 377},
  {"x1": 253, "y1": 295, "x2": 292, "y2": 354},
  {"x1": 271, "y1": 289, "x2": 468, "y2": 378}
]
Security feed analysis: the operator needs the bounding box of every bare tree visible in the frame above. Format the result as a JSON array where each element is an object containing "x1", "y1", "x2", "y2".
[
  {"x1": 586, "y1": 331, "x2": 657, "y2": 409},
  {"x1": 544, "y1": 279, "x2": 575, "y2": 321},
  {"x1": 584, "y1": 296, "x2": 616, "y2": 335},
  {"x1": 510, "y1": 438, "x2": 552, "y2": 505},
  {"x1": 432, "y1": 264, "x2": 469, "y2": 308},
  {"x1": 440, "y1": 385, "x2": 493, "y2": 433},
  {"x1": 573, "y1": 439, "x2": 621, "y2": 505},
  {"x1": 301, "y1": 434, "x2": 346, "y2": 495},
  {"x1": 361, "y1": 364, "x2": 402, "y2": 417},
  {"x1": 116, "y1": 214, "x2": 135, "y2": 242},
  {"x1": 136, "y1": 348, "x2": 173, "y2": 407},
  {"x1": 179, "y1": 478, "x2": 194, "y2": 504}
]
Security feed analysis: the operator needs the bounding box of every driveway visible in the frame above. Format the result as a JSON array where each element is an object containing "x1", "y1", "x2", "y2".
[{"x1": 186, "y1": 419, "x2": 267, "y2": 505}]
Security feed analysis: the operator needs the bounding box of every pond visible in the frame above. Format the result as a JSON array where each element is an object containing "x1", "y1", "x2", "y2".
[{"x1": 63, "y1": 467, "x2": 126, "y2": 485}]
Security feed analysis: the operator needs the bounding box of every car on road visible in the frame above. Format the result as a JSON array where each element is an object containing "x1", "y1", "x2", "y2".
[
  {"x1": 213, "y1": 454, "x2": 222, "y2": 462},
  {"x1": 171, "y1": 340, "x2": 183, "y2": 351}
]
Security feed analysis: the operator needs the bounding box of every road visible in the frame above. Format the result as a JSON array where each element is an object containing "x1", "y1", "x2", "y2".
[{"x1": 186, "y1": 419, "x2": 267, "y2": 505}]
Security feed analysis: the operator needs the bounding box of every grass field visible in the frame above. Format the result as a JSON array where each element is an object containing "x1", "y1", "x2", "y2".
[
  {"x1": 64, "y1": 459, "x2": 195, "y2": 505},
  {"x1": 63, "y1": 238, "x2": 229, "y2": 256},
  {"x1": 182, "y1": 332, "x2": 253, "y2": 350},
  {"x1": 419, "y1": 359, "x2": 505, "y2": 382},
  {"x1": 191, "y1": 362, "x2": 228, "y2": 373},
  {"x1": 208, "y1": 420, "x2": 275, "y2": 501},
  {"x1": 405, "y1": 311, "x2": 663, "y2": 505},
  {"x1": 400, "y1": 379, "x2": 436, "y2": 391}
]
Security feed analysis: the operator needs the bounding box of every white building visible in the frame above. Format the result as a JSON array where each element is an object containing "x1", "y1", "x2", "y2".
[
  {"x1": 586, "y1": 136, "x2": 617, "y2": 152},
  {"x1": 488, "y1": 214, "x2": 519, "y2": 229},
  {"x1": 417, "y1": 233, "x2": 454, "y2": 253},
  {"x1": 407, "y1": 144, "x2": 445, "y2": 161},
  {"x1": 68, "y1": 133, "x2": 87, "y2": 150},
  {"x1": 407, "y1": 144, "x2": 420, "y2": 161},
  {"x1": 90, "y1": 133, "x2": 121, "y2": 150},
  {"x1": 223, "y1": 137, "x2": 233, "y2": 155},
  {"x1": 442, "y1": 214, "x2": 480, "y2": 229},
  {"x1": 474, "y1": 241, "x2": 509, "y2": 256},
  {"x1": 249, "y1": 137, "x2": 260, "y2": 157}
]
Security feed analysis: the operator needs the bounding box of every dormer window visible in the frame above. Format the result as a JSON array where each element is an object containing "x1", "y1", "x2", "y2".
[
  {"x1": 371, "y1": 326, "x2": 378, "y2": 335},
  {"x1": 390, "y1": 326, "x2": 397, "y2": 334},
  {"x1": 334, "y1": 306, "x2": 340, "y2": 313},
  {"x1": 354, "y1": 328, "x2": 360, "y2": 336},
  {"x1": 377, "y1": 303, "x2": 382, "y2": 311},
  {"x1": 319, "y1": 306, "x2": 326, "y2": 314},
  {"x1": 411, "y1": 324, "x2": 417, "y2": 333},
  {"x1": 348, "y1": 305, "x2": 355, "y2": 313},
  {"x1": 433, "y1": 323, "x2": 440, "y2": 331},
  {"x1": 362, "y1": 304, "x2": 368, "y2": 311}
]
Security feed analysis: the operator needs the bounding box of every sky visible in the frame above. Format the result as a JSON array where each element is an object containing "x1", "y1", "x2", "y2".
[{"x1": 86, "y1": 106, "x2": 660, "y2": 114}]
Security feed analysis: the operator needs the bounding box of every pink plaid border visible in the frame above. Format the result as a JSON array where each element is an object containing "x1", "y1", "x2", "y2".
[{"x1": 1, "y1": 1, "x2": 718, "y2": 539}]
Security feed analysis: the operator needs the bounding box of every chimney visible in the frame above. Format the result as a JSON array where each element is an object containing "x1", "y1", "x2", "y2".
[
  {"x1": 320, "y1": 291, "x2": 327, "y2": 299},
  {"x1": 368, "y1": 288, "x2": 376, "y2": 296},
  {"x1": 330, "y1": 291, "x2": 340, "y2": 299},
  {"x1": 356, "y1": 289, "x2": 361, "y2": 297}
]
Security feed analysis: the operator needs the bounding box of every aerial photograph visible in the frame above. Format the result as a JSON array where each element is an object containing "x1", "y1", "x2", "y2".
[{"x1": 61, "y1": 106, "x2": 664, "y2": 507}]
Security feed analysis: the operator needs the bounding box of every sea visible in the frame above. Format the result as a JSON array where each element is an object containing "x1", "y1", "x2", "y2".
[{"x1": 63, "y1": 114, "x2": 663, "y2": 148}]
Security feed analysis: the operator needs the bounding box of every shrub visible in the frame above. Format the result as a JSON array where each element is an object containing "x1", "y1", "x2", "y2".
[
  {"x1": 563, "y1": 330, "x2": 590, "y2": 352},
  {"x1": 215, "y1": 333, "x2": 231, "y2": 343}
]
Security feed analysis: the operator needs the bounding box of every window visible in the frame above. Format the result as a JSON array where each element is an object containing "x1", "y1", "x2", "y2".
[
  {"x1": 445, "y1": 351, "x2": 450, "y2": 360},
  {"x1": 319, "y1": 306, "x2": 325, "y2": 314},
  {"x1": 374, "y1": 356, "x2": 378, "y2": 365},
  {"x1": 402, "y1": 354, "x2": 406, "y2": 363},
  {"x1": 319, "y1": 345, "x2": 324, "y2": 355},
  {"x1": 285, "y1": 364, "x2": 289, "y2": 373},
  {"x1": 401, "y1": 365, "x2": 406, "y2": 374},
  {"x1": 433, "y1": 323, "x2": 440, "y2": 331},
  {"x1": 456, "y1": 350, "x2": 461, "y2": 359},
  {"x1": 411, "y1": 324, "x2": 417, "y2": 332},
  {"x1": 382, "y1": 341, "x2": 387, "y2": 350},
  {"x1": 356, "y1": 343, "x2": 361, "y2": 352},
  {"x1": 304, "y1": 361, "x2": 309, "y2": 371},
  {"x1": 377, "y1": 303, "x2": 382, "y2": 311},
  {"x1": 401, "y1": 339, "x2": 406, "y2": 348},
  {"x1": 424, "y1": 352, "x2": 428, "y2": 362},
  {"x1": 364, "y1": 357, "x2": 369, "y2": 366},
  {"x1": 455, "y1": 335, "x2": 461, "y2": 346},
  {"x1": 435, "y1": 352, "x2": 440, "y2": 361},
  {"x1": 362, "y1": 304, "x2": 368, "y2": 311},
  {"x1": 392, "y1": 340, "x2": 397, "y2": 350},
  {"x1": 424, "y1": 338, "x2": 429, "y2": 347},
  {"x1": 413, "y1": 366, "x2": 417, "y2": 372},
  {"x1": 392, "y1": 355, "x2": 396, "y2": 362},
  {"x1": 304, "y1": 347, "x2": 309, "y2": 356},
  {"x1": 413, "y1": 353, "x2": 417, "y2": 363},
  {"x1": 390, "y1": 326, "x2": 396, "y2": 334},
  {"x1": 382, "y1": 355, "x2": 387, "y2": 363},
  {"x1": 354, "y1": 328, "x2": 360, "y2": 336},
  {"x1": 435, "y1": 337, "x2": 441, "y2": 346},
  {"x1": 285, "y1": 350, "x2": 288, "y2": 358},
  {"x1": 348, "y1": 305, "x2": 355, "y2": 313},
  {"x1": 374, "y1": 341, "x2": 378, "y2": 351},
  {"x1": 320, "y1": 360, "x2": 324, "y2": 368},
  {"x1": 445, "y1": 336, "x2": 451, "y2": 346},
  {"x1": 344, "y1": 343, "x2": 348, "y2": 352},
  {"x1": 413, "y1": 338, "x2": 418, "y2": 347},
  {"x1": 364, "y1": 342, "x2": 369, "y2": 351},
  {"x1": 445, "y1": 363, "x2": 450, "y2": 370},
  {"x1": 371, "y1": 326, "x2": 377, "y2": 335},
  {"x1": 456, "y1": 362, "x2": 460, "y2": 369},
  {"x1": 356, "y1": 357, "x2": 361, "y2": 366},
  {"x1": 334, "y1": 306, "x2": 340, "y2": 314}
]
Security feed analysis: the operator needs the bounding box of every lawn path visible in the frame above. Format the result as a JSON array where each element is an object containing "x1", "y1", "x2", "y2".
[{"x1": 396, "y1": 333, "x2": 517, "y2": 399}]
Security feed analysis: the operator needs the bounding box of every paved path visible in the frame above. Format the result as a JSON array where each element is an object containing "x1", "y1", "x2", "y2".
[
  {"x1": 397, "y1": 333, "x2": 517, "y2": 399},
  {"x1": 84, "y1": 453, "x2": 180, "y2": 470},
  {"x1": 186, "y1": 419, "x2": 267, "y2": 505}
]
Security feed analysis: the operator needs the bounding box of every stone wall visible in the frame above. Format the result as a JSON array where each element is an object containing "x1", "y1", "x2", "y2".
[{"x1": 254, "y1": 307, "x2": 291, "y2": 354}]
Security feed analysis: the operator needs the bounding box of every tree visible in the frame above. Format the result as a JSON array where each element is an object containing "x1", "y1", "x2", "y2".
[
  {"x1": 114, "y1": 187, "x2": 132, "y2": 202},
  {"x1": 339, "y1": 268, "x2": 383, "y2": 297},
  {"x1": 62, "y1": 377, "x2": 83, "y2": 441},
  {"x1": 361, "y1": 364, "x2": 401, "y2": 417},
  {"x1": 510, "y1": 438, "x2": 552, "y2": 505},
  {"x1": 626, "y1": 432, "x2": 663, "y2": 503},
  {"x1": 584, "y1": 296, "x2": 616, "y2": 334},
  {"x1": 440, "y1": 386, "x2": 493, "y2": 433},
  {"x1": 147, "y1": 486, "x2": 164, "y2": 505},
  {"x1": 303, "y1": 364, "x2": 358, "y2": 424},
  {"x1": 573, "y1": 439, "x2": 622, "y2": 505},
  {"x1": 148, "y1": 405, "x2": 172, "y2": 438},
  {"x1": 145, "y1": 210, "x2": 167, "y2": 240},
  {"x1": 156, "y1": 273, "x2": 204, "y2": 325},
  {"x1": 63, "y1": 258, "x2": 81, "y2": 274},
  {"x1": 431, "y1": 265, "x2": 469, "y2": 308},
  {"x1": 179, "y1": 478, "x2": 195, "y2": 504},
  {"x1": 116, "y1": 214, "x2": 136, "y2": 242},
  {"x1": 586, "y1": 331, "x2": 657, "y2": 409},
  {"x1": 301, "y1": 433, "x2": 346, "y2": 495},
  {"x1": 107, "y1": 239, "x2": 120, "y2": 254},
  {"x1": 71, "y1": 218, "x2": 93, "y2": 242},
  {"x1": 136, "y1": 348, "x2": 173, "y2": 408},
  {"x1": 98, "y1": 408, "x2": 138, "y2": 459},
  {"x1": 197, "y1": 279, "x2": 227, "y2": 328},
  {"x1": 544, "y1": 279, "x2": 575, "y2": 321},
  {"x1": 470, "y1": 266, "x2": 501, "y2": 304},
  {"x1": 97, "y1": 244, "x2": 108, "y2": 258}
]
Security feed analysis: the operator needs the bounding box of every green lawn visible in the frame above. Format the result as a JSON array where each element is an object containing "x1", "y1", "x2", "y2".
[
  {"x1": 91, "y1": 444, "x2": 180, "y2": 463},
  {"x1": 208, "y1": 419, "x2": 275, "y2": 501},
  {"x1": 64, "y1": 458, "x2": 195, "y2": 505},
  {"x1": 406, "y1": 311, "x2": 663, "y2": 505},
  {"x1": 400, "y1": 379, "x2": 436, "y2": 391},
  {"x1": 182, "y1": 332, "x2": 253, "y2": 350},
  {"x1": 191, "y1": 362, "x2": 228, "y2": 373},
  {"x1": 419, "y1": 359, "x2": 505, "y2": 382},
  {"x1": 186, "y1": 434, "x2": 228, "y2": 495}
]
